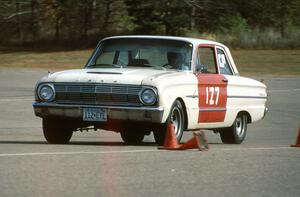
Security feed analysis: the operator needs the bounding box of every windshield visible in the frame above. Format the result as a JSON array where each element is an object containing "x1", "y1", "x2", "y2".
[{"x1": 87, "y1": 38, "x2": 193, "y2": 71}]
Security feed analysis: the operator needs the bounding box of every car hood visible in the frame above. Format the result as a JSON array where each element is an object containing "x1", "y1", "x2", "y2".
[{"x1": 43, "y1": 68, "x2": 177, "y2": 85}]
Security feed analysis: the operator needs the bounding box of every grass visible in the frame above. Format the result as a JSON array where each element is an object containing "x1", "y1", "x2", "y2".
[
  {"x1": 0, "y1": 49, "x2": 93, "y2": 70},
  {"x1": 0, "y1": 49, "x2": 299, "y2": 76},
  {"x1": 231, "y1": 50, "x2": 300, "y2": 75}
]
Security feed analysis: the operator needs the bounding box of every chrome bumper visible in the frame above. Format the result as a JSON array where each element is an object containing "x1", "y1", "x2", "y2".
[{"x1": 33, "y1": 102, "x2": 164, "y2": 123}]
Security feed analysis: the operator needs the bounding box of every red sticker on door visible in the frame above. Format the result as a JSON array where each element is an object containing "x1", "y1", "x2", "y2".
[{"x1": 196, "y1": 74, "x2": 227, "y2": 123}]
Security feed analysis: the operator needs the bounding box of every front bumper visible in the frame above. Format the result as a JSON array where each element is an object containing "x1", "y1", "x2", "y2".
[{"x1": 33, "y1": 102, "x2": 164, "y2": 123}]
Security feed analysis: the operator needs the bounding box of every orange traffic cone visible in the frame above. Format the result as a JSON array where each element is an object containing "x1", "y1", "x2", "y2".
[
  {"x1": 179, "y1": 130, "x2": 209, "y2": 151},
  {"x1": 291, "y1": 128, "x2": 300, "y2": 148},
  {"x1": 158, "y1": 123, "x2": 180, "y2": 150}
]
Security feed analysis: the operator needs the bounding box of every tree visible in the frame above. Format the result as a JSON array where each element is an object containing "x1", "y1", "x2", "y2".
[
  {"x1": 39, "y1": 0, "x2": 65, "y2": 41},
  {"x1": 0, "y1": 0, "x2": 299, "y2": 47}
]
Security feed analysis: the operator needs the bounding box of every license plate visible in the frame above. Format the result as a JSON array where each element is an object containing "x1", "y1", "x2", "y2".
[{"x1": 83, "y1": 108, "x2": 107, "y2": 122}]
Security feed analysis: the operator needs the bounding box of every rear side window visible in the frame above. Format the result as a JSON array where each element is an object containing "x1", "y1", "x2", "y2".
[
  {"x1": 196, "y1": 47, "x2": 217, "y2": 74},
  {"x1": 217, "y1": 48, "x2": 233, "y2": 75}
]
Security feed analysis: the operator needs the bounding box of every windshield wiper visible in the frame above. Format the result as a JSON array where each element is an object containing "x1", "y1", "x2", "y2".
[
  {"x1": 129, "y1": 64, "x2": 166, "y2": 70},
  {"x1": 90, "y1": 63, "x2": 167, "y2": 70},
  {"x1": 89, "y1": 63, "x2": 123, "y2": 68}
]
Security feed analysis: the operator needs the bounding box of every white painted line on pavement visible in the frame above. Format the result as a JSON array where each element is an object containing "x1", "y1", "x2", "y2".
[
  {"x1": 0, "y1": 98, "x2": 32, "y2": 102},
  {"x1": 268, "y1": 89, "x2": 300, "y2": 93},
  {"x1": 215, "y1": 146, "x2": 294, "y2": 151},
  {"x1": 0, "y1": 149, "x2": 163, "y2": 157},
  {"x1": 0, "y1": 146, "x2": 296, "y2": 157}
]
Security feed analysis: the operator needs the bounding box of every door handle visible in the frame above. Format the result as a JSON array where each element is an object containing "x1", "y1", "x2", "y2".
[{"x1": 222, "y1": 78, "x2": 228, "y2": 83}]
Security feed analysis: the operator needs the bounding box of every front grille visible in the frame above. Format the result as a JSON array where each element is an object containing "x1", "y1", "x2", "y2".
[{"x1": 54, "y1": 83, "x2": 142, "y2": 106}]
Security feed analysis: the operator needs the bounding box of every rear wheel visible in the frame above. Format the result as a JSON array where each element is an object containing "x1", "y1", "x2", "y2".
[
  {"x1": 219, "y1": 113, "x2": 247, "y2": 144},
  {"x1": 43, "y1": 118, "x2": 73, "y2": 144},
  {"x1": 153, "y1": 100, "x2": 185, "y2": 145},
  {"x1": 120, "y1": 126, "x2": 145, "y2": 145}
]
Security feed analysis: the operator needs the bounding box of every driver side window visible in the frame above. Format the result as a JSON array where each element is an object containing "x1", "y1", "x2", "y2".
[{"x1": 196, "y1": 47, "x2": 217, "y2": 73}]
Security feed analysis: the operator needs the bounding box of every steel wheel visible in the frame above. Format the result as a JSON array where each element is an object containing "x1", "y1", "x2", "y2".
[
  {"x1": 220, "y1": 113, "x2": 247, "y2": 144},
  {"x1": 170, "y1": 104, "x2": 183, "y2": 138},
  {"x1": 235, "y1": 115, "x2": 247, "y2": 138},
  {"x1": 153, "y1": 100, "x2": 184, "y2": 145}
]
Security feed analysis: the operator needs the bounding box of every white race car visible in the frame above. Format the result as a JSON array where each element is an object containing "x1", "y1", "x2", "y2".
[{"x1": 33, "y1": 35, "x2": 268, "y2": 145}]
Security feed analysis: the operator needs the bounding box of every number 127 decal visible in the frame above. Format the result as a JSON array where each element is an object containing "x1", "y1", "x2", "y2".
[
  {"x1": 196, "y1": 74, "x2": 227, "y2": 123},
  {"x1": 205, "y1": 86, "x2": 220, "y2": 105}
]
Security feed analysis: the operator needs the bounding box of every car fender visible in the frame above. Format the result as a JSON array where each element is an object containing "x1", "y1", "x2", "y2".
[{"x1": 142, "y1": 71, "x2": 199, "y2": 125}]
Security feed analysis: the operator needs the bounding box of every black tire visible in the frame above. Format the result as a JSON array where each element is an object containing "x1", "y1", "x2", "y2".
[
  {"x1": 220, "y1": 113, "x2": 247, "y2": 144},
  {"x1": 120, "y1": 126, "x2": 145, "y2": 145},
  {"x1": 153, "y1": 100, "x2": 185, "y2": 145},
  {"x1": 42, "y1": 118, "x2": 73, "y2": 144}
]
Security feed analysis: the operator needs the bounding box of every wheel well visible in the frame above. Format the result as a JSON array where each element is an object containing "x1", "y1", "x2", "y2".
[
  {"x1": 238, "y1": 111, "x2": 252, "y2": 123},
  {"x1": 176, "y1": 98, "x2": 188, "y2": 130}
]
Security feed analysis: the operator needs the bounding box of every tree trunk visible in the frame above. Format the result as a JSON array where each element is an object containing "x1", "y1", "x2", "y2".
[
  {"x1": 83, "y1": 12, "x2": 88, "y2": 40},
  {"x1": 279, "y1": 1, "x2": 286, "y2": 39},
  {"x1": 16, "y1": 0, "x2": 21, "y2": 41},
  {"x1": 190, "y1": 6, "x2": 196, "y2": 31},
  {"x1": 83, "y1": 0, "x2": 89, "y2": 41},
  {"x1": 55, "y1": 17, "x2": 60, "y2": 41},
  {"x1": 31, "y1": 0, "x2": 38, "y2": 40},
  {"x1": 102, "y1": 0, "x2": 112, "y2": 32}
]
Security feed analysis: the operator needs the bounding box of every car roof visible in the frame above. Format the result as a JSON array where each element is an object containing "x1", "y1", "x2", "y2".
[{"x1": 101, "y1": 35, "x2": 226, "y2": 47}]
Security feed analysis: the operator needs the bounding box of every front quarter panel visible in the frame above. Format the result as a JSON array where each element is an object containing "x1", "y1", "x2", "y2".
[{"x1": 142, "y1": 72, "x2": 199, "y2": 127}]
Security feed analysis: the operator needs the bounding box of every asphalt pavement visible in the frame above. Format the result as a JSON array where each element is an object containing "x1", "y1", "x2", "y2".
[{"x1": 0, "y1": 68, "x2": 299, "y2": 197}]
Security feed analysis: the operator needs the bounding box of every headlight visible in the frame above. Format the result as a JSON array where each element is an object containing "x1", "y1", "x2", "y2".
[
  {"x1": 38, "y1": 84, "x2": 55, "y2": 101},
  {"x1": 139, "y1": 88, "x2": 157, "y2": 105}
]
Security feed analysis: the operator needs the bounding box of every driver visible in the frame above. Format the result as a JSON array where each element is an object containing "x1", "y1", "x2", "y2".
[{"x1": 167, "y1": 52, "x2": 186, "y2": 70}]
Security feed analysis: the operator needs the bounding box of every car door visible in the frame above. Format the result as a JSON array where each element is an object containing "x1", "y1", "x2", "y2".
[{"x1": 195, "y1": 45, "x2": 228, "y2": 125}]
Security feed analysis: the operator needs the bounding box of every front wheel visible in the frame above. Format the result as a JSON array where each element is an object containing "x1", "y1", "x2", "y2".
[
  {"x1": 219, "y1": 113, "x2": 247, "y2": 144},
  {"x1": 43, "y1": 118, "x2": 73, "y2": 144},
  {"x1": 153, "y1": 100, "x2": 185, "y2": 145}
]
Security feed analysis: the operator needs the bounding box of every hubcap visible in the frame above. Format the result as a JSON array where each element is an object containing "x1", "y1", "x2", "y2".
[
  {"x1": 171, "y1": 107, "x2": 182, "y2": 137},
  {"x1": 236, "y1": 115, "x2": 246, "y2": 137}
]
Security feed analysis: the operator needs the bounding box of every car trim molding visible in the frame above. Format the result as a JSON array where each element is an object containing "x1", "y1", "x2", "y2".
[
  {"x1": 228, "y1": 95, "x2": 267, "y2": 99},
  {"x1": 199, "y1": 107, "x2": 226, "y2": 112},
  {"x1": 186, "y1": 95, "x2": 198, "y2": 98}
]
